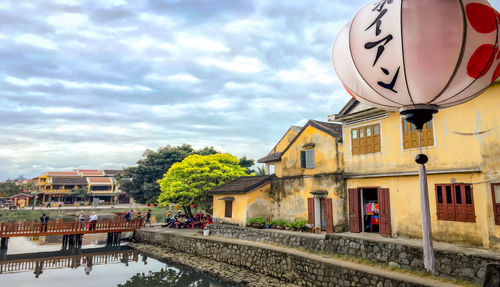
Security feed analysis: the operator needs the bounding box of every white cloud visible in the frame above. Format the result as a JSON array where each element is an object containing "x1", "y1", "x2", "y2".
[
  {"x1": 200, "y1": 56, "x2": 267, "y2": 74},
  {"x1": 277, "y1": 57, "x2": 337, "y2": 85},
  {"x1": 146, "y1": 73, "x2": 201, "y2": 84},
  {"x1": 14, "y1": 34, "x2": 58, "y2": 50},
  {"x1": 175, "y1": 34, "x2": 230, "y2": 52},
  {"x1": 46, "y1": 13, "x2": 89, "y2": 30},
  {"x1": 6, "y1": 76, "x2": 152, "y2": 92}
]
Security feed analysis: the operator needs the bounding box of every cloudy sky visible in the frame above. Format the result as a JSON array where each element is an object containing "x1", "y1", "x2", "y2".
[{"x1": 1, "y1": 0, "x2": 499, "y2": 180}]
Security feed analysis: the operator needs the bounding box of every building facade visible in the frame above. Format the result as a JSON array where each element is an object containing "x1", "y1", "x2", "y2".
[
  {"x1": 332, "y1": 83, "x2": 500, "y2": 248},
  {"x1": 212, "y1": 120, "x2": 345, "y2": 232},
  {"x1": 35, "y1": 169, "x2": 126, "y2": 205}
]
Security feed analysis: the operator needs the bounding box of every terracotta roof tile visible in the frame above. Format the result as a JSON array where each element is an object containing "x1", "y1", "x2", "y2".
[
  {"x1": 45, "y1": 171, "x2": 79, "y2": 176},
  {"x1": 87, "y1": 177, "x2": 113, "y2": 184},
  {"x1": 209, "y1": 175, "x2": 276, "y2": 194}
]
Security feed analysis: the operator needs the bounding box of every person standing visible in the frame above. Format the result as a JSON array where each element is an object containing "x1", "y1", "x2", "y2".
[
  {"x1": 89, "y1": 212, "x2": 98, "y2": 230},
  {"x1": 145, "y1": 209, "x2": 152, "y2": 227},
  {"x1": 78, "y1": 212, "x2": 85, "y2": 229},
  {"x1": 40, "y1": 213, "x2": 49, "y2": 232}
]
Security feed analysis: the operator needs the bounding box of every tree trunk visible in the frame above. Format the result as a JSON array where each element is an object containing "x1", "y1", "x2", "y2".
[
  {"x1": 186, "y1": 206, "x2": 194, "y2": 219},
  {"x1": 182, "y1": 205, "x2": 189, "y2": 217}
]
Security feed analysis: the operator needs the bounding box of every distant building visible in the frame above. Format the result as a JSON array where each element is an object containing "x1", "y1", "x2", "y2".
[{"x1": 34, "y1": 169, "x2": 129, "y2": 205}]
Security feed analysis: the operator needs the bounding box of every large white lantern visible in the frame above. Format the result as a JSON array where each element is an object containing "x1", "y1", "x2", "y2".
[
  {"x1": 333, "y1": 0, "x2": 499, "y2": 113},
  {"x1": 332, "y1": 0, "x2": 499, "y2": 274}
]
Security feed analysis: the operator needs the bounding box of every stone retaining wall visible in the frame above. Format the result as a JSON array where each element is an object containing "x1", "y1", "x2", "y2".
[
  {"x1": 207, "y1": 224, "x2": 500, "y2": 285},
  {"x1": 135, "y1": 229, "x2": 450, "y2": 287}
]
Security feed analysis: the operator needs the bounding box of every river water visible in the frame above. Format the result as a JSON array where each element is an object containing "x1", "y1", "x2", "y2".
[{"x1": 0, "y1": 235, "x2": 234, "y2": 287}]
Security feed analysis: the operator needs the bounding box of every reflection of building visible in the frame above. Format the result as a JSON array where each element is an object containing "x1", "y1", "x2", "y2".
[
  {"x1": 34, "y1": 169, "x2": 129, "y2": 205},
  {"x1": 0, "y1": 246, "x2": 138, "y2": 277}
]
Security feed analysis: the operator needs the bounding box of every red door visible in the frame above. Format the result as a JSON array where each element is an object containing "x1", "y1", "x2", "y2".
[
  {"x1": 307, "y1": 198, "x2": 315, "y2": 225},
  {"x1": 348, "y1": 188, "x2": 361, "y2": 232},
  {"x1": 378, "y1": 188, "x2": 392, "y2": 237},
  {"x1": 325, "y1": 198, "x2": 334, "y2": 234}
]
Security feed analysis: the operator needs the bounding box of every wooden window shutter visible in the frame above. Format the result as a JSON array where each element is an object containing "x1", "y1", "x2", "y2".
[
  {"x1": 453, "y1": 184, "x2": 466, "y2": 222},
  {"x1": 307, "y1": 198, "x2": 315, "y2": 225},
  {"x1": 435, "y1": 185, "x2": 445, "y2": 220},
  {"x1": 373, "y1": 124, "x2": 381, "y2": 152},
  {"x1": 325, "y1": 198, "x2": 334, "y2": 234},
  {"x1": 464, "y1": 184, "x2": 476, "y2": 222},
  {"x1": 305, "y1": 149, "x2": 315, "y2": 169},
  {"x1": 300, "y1": 151, "x2": 306, "y2": 168}
]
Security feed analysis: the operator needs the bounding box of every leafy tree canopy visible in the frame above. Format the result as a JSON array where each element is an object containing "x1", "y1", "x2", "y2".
[
  {"x1": 238, "y1": 156, "x2": 255, "y2": 174},
  {"x1": 0, "y1": 181, "x2": 23, "y2": 197},
  {"x1": 157, "y1": 153, "x2": 247, "y2": 206},
  {"x1": 121, "y1": 145, "x2": 218, "y2": 203}
]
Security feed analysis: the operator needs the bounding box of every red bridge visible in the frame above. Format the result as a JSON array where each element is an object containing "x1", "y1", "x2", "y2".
[
  {"x1": 0, "y1": 219, "x2": 143, "y2": 252},
  {"x1": 0, "y1": 219, "x2": 142, "y2": 237}
]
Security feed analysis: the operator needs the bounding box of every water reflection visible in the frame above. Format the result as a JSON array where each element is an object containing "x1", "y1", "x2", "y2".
[
  {"x1": 0, "y1": 237, "x2": 233, "y2": 287},
  {"x1": 119, "y1": 267, "x2": 233, "y2": 287}
]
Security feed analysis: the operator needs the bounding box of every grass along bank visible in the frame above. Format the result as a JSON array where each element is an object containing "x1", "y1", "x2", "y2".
[{"x1": 0, "y1": 206, "x2": 172, "y2": 223}]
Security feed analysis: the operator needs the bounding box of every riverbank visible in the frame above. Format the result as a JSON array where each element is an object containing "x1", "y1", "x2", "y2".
[
  {"x1": 134, "y1": 228, "x2": 470, "y2": 287},
  {"x1": 0, "y1": 206, "x2": 167, "y2": 222},
  {"x1": 130, "y1": 242, "x2": 298, "y2": 287}
]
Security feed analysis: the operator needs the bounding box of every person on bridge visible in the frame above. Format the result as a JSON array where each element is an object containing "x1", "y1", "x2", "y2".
[
  {"x1": 40, "y1": 214, "x2": 49, "y2": 232},
  {"x1": 88, "y1": 212, "x2": 98, "y2": 230},
  {"x1": 78, "y1": 212, "x2": 85, "y2": 229}
]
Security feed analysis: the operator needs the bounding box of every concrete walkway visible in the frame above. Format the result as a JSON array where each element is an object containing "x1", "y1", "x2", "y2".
[
  {"x1": 334, "y1": 231, "x2": 500, "y2": 260},
  {"x1": 141, "y1": 226, "x2": 470, "y2": 287}
]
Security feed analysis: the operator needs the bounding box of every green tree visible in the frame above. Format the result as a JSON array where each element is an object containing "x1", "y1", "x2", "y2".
[
  {"x1": 72, "y1": 186, "x2": 89, "y2": 202},
  {"x1": 157, "y1": 153, "x2": 247, "y2": 217},
  {"x1": 122, "y1": 145, "x2": 218, "y2": 203},
  {"x1": 238, "y1": 156, "x2": 255, "y2": 174},
  {"x1": 0, "y1": 180, "x2": 23, "y2": 197},
  {"x1": 256, "y1": 165, "x2": 266, "y2": 176}
]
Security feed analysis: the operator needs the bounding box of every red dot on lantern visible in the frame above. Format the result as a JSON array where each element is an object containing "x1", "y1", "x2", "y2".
[
  {"x1": 467, "y1": 44, "x2": 496, "y2": 79},
  {"x1": 491, "y1": 62, "x2": 500, "y2": 83},
  {"x1": 466, "y1": 3, "x2": 497, "y2": 34}
]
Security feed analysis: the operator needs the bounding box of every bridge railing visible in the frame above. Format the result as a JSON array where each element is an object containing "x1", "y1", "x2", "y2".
[{"x1": 0, "y1": 218, "x2": 143, "y2": 237}]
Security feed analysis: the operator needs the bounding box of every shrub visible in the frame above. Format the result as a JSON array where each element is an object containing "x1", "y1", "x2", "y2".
[
  {"x1": 247, "y1": 216, "x2": 266, "y2": 226},
  {"x1": 292, "y1": 219, "x2": 308, "y2": 229}
]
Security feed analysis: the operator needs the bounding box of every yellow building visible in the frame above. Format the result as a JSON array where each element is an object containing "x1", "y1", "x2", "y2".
[
  {"x1": 211, "y1": 120, "x2": 344, "y2": 233},
  {"x1": 331, "y1": 83, "x2": 500, "y2": 248},
  {"x1": 211, "y1": 175, "x2": 276, "y2": 226},
  {"x1": 36, "y1": 169, "x2": 126, "y2": 205}
]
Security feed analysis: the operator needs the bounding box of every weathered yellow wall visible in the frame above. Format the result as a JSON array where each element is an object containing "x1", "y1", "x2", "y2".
[
  {"x1": 265, "y1": 161, "x2": 282, "y2": 177},
  {"x1": 341, "y1": 86, "x2": 500, "y2": 174},
  {"x1": 346, "y1": 172, "x2": 497, "y2": 248},
  {"x1": 274, "y1": 128, "x2": 299, "y2": 153},
  {"x1": 269, "y1": 175, "x2": 346, "y2": 231},
  {"x1": 343, "y1": 83, "x2": 500, "y2": 248},
  {"x1": 212, "y1": 183, "x2": 271, "y2": 226},
  {"x1": 265, "y1": 125, "x2": 345, "y2": 230},
  {"x1": 282, "y1": 126, "x2": 341, "y2": 176}
]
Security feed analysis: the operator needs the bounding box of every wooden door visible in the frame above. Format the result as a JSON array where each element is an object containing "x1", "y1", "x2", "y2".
[
  {"x1": 378, "y1": 188, "x2": 392, "y2": 237},
  {"x1": 492, "y1": 184, "x2": 500, "y2": 225},
  {"x1": 325, "y1": 198, "x2": 334, "y2": 234},
  {"x1": 307, "y1": 198, "x2": 315, "y2": 225},
  {"x1": 348, "y1": 189, "x2": 361, "y2": 232},
  {"x1": 224, "y1": 200, "x2": 232, "y2": 218}
]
